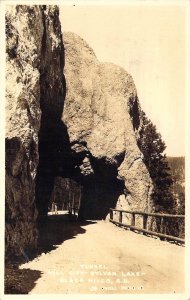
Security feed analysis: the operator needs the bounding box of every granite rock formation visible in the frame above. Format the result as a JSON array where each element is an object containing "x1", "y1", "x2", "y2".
[
  {"x1": 5, "y1": 5, "x2": 65, "y2": 258},
  {"x1": 5, "y1": 6, "x2": 154, "y2": 258},
  {"x1": 63, "y1": 32, "x2": 153, "y2": 219}
]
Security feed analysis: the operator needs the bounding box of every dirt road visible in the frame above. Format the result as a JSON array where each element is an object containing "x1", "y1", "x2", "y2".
[{"x1": 20, "y1": 213, "x2": 184, "y2": 294}]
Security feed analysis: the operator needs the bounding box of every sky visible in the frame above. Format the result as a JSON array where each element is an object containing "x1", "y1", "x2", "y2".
[{"x1": 59, "y1": 4, "x2": 186, "y2": 157}]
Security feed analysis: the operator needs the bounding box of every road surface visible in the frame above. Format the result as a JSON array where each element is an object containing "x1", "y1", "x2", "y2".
[{"x1": 20, "y1": 212, "x2": 184, "y2": 294}]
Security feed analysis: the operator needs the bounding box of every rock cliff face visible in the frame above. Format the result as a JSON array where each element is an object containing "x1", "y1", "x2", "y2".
[
  {"x1": 5, "y1": 5, "x2": 65, "y2": 258},
  {"x1": 63, "y1": 32, "x2": 153, "y2": 219}
]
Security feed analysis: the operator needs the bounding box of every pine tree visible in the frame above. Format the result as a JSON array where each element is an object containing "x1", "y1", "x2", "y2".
[{"x1": 138, "y1": 111, "x2": 174, "y2": 211}]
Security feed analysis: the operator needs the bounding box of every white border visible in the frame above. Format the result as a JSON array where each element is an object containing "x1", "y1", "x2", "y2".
[{"x1": 1, "y1": 1, "x2": 189, "y2": 299}]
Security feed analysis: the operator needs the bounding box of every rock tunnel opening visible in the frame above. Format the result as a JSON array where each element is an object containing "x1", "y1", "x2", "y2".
[
  {"x1": 35, "y1": 43, "x2": 127, "y2": 221},
  {"x1": 48, "y1": 171, "x2": 126, "y2": 221},
  {"x1": 35, "y1": 131, "x2": 126, "y2": 221}
]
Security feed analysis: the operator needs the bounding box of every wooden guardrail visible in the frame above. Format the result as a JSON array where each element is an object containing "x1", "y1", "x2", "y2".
[{"x1": 109, "y1": 208, "x2": 185, "y2": 244}]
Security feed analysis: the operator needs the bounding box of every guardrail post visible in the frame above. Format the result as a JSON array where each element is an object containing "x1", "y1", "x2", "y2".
[
  {"x1": 160, "y1": 217, "x2": 164, "y2": 232},
  {"x1": 143, "y1": 215, "x2": 148, "y2": 234},
  {"x1": 110, "y1": 209, "x2": 113, "y2": 221},
  {"x1": 160, "y1": 217, "x2": 166, "y2": 240},
  {"x1": 131, "y1": 213, "x2": 135, "y2": 226},
  {"x1": 119, "y1": 211, "x2": 123, "y2": 223}
]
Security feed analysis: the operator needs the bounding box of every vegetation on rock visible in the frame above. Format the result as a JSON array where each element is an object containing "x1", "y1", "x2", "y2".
[
  {"x1": 138, "y1": 111, "x2": 174, "y2": 211},
  {"x1": 138, "y1": 111, "x2": 185, "y2": 238}
]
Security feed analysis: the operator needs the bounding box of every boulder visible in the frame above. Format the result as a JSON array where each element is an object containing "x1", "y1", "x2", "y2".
[{"x1": 63, "y1": 32, "x2": 153, "y2": 219}]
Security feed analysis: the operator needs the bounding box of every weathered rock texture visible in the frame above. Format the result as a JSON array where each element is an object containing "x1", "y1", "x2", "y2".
[
  {"x1": 63, "y1": 32, "x2": 153, "y2": 219},
  {"x1": 5, "y1": 5, "x2": 65, "y2": 258},
  {"x1": 5, "y1": 6, "x2": 154, "y2": 257}
]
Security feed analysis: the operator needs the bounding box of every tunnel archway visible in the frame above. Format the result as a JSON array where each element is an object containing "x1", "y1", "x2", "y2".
[{"x1": 35, "y1": 131, "x2": 127, "y2": 221}]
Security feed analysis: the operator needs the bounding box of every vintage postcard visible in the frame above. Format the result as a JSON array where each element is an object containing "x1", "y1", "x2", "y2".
[{"x1": 1, "y1": 0, "x2": 190, "y2": 299}]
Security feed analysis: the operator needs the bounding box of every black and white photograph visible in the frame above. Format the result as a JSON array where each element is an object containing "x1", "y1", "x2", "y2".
[{"x1": 1, "y1": 0, "x2": 189, "y2": 297}]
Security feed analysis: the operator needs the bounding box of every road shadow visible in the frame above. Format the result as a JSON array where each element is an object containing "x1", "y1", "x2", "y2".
[
  {"x1": 5, "y1": 264, "x2": 42, "y2": 294},
  {"x1": 37, "y1": 213, "x2": 96, "y2": 255},
  {"x1": 5, "y1": 213, "x2": 96, "y2": 294}
]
